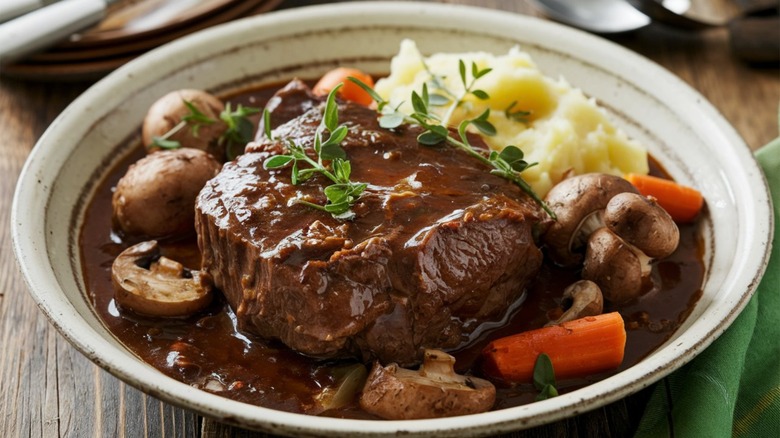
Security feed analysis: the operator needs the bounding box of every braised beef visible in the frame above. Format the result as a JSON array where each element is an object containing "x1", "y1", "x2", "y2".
[{"x1": 195, "y1": 81, "x2": 548, "y2": 366}]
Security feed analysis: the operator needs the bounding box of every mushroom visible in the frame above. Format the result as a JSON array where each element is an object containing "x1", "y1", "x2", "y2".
[
  {"x1": 112, "y1": 148, "x2": 221, "y2": 238},
  {"x1": 604, "y1": 192, "x2": 680, "y2": 259},
  {"x1": 546, "y1": 280, "x2": 604, "y2": 326},
  {"x1": 583, "y1": 193, "x2": 680, "y2": 304},
  {"x1": 112, "y1": 240, "x2": 213, "y2": 317},
  {"x1": 142, "y1": 89, "x2": 227, "y2": 160},
  {"x1": 582, "y1": 228, "x2": 653, "y2": 304},
  {"x1": 359, "y1": 349, "x2": 495, "y2": 420},
  {"x1": 542, "y1": 173, "x2": 639, "y2": 267}
]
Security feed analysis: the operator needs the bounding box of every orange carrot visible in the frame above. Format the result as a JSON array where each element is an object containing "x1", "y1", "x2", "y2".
[
  {"x1": 313, "y1": 67, "x2": 375, "y2": 106},
  {"x1": 625, "y1": 173, "x2": 704, "y2": 223},
  {"x1": 481, "y1": 312, "x2": 626, "y2": 383}
]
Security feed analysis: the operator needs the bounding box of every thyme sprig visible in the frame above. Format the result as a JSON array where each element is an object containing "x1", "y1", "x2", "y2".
[
  {"x1": 220, "y1": 103, "x2": 261, "y2": 160},
  {"x1": 151, "y1": 100, "x2": 215, "y2": 150},
  {"x1": 348, "y1": 76, "x2": 555, "y2": 218},
  {"x1": 150, "y1": 99, "x2": 261, "y2": 160},
  {"x1": 263, "y1": 84, "x2": 366, "y2": 220},
  {"x1": 443, "y1": 60, "x2": 492, "y2": 126}
]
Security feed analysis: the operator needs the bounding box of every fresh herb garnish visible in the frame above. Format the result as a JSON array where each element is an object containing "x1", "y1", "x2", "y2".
[
  {"x1": 533, "y1": 352, "x2": 559, "y2": 401},
  {"x1": 263, "y1": 84, "x2": 366, "y2": 220},
  {"x1": 182, "y1": 100, "x2": 217, "y2": 136},
  {"x1": 348, "y1": 74, "x2": 554, "y2": 218},
  {"x1": 151, "y1": 99, "x2": 219, "y2": 151},
  {"x1": 219, "y1": 103, "x2": 261, "y2": 160},
  {"x1": 263, "y1": 107, "x2": 273, "y2": 140},
  {"x1": 421, "y1": 59, "x2": 492, "y2": 127},
  {"x1": 150, "y1": 98, "x2": 261, "y2": 161},
  {"x1": 504, "y1": 101, "x2": 531, "y2": 123}
]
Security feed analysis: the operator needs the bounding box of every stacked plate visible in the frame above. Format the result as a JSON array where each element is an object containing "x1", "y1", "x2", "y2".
[{"x1": 3, "y1": 0, "x2": 283, "y2": 80}]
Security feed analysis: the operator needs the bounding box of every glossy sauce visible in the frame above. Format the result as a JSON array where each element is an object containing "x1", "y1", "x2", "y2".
[{"x1": 80, "y1": 83, "x2": 704, "y2": 418}]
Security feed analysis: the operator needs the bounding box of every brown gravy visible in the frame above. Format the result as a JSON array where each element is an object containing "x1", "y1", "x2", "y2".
[{"x1": 79, "y1": 83, "x2": 704, "y2": 418}]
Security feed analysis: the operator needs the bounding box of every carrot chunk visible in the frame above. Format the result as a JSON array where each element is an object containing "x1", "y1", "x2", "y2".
[
  {"x1": 313, "y1": 67, "x2": 375, "y2": 106},
  {"x1": 625, "y1": 173, "x2": 704, "y2": 223},
  {"x1": 481, "y1": 312, "x2": 626, "y2": 383}
]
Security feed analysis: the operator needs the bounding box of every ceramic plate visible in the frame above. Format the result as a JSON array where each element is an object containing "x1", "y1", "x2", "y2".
[
  {"x1": 2, "y1": 0, "x2": 282, "y2": 81},
  {"x1": 11, "y1": 2, "x2": 773, "y2": 436}
]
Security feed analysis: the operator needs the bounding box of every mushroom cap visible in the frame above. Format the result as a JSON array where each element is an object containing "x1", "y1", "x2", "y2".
[
  {"x1": 604, "y1": 192, "x2": 680, "y2": 258},
  {"x1": 582, "y1": 228, "x2": 650, "y2": 304},
  {"x1": 547, "y1": 280, "x2": 603, "y2": 326},
  {"x1": 142, "y1": 89, "x2": 227, "y2": 160},
  {"x1": 112, "y1": 148, "x2": 222, "y2": 238},
  {"x1": 111, "y1": 240, "x2": 213, "y2": 317},
  {"x1": 359, "y1": 349, "x2": 495, "y2": 420},
  {"x1": 543, "y1": 173, "x2": 638, "y2": 267}
]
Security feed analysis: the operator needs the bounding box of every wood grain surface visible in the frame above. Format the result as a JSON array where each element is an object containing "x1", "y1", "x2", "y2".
[{"x1": 1, "y1": 1, "x2": 777, "y2": 437}]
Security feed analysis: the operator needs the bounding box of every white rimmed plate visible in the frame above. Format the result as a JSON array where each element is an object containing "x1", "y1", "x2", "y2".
[{"x1": 12, "y1": 2, "x2": 773, "y2": 436}]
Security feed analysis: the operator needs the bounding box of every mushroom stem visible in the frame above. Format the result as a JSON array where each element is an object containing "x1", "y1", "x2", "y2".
[
  {"x1": 571, "y1": 211, "x2": 605, "y2": 253},
  {"x1": 546, "y1": 280, "x2": 604, "y2": 326},
  {"x1": 583, "y1": 228, "x2": 652, "y2": 304}
]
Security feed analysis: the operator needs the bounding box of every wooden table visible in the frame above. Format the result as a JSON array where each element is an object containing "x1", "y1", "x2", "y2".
[{"x1": 1, "y1": 1, "x2": 777, "y2": 436}]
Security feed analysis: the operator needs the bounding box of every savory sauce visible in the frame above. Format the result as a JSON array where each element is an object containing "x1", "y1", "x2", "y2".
[{"x1": 80, "y1": 83, "x2": 704, "y2": 418}]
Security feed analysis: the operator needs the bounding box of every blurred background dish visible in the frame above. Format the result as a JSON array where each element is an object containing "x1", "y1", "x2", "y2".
[{"x1": 1, "y1": 0, "x2": 283, "y2": 80}]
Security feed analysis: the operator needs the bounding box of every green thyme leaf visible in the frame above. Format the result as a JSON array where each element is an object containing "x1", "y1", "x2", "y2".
[
  {"x1": 533, "y1": 353, "x2": 559, "y2": 401},
  {"x1": 263, "y1": 155, "x2": 294, "y2": 169},
  {"x1": 411, "y1": 90, "x2": 428, "y2": 115},
  {"x1": 536, "y1": 384, "x2": 559, "y2": 401},
  {"x1": 347, "y1": 76, "x2": 384, "y2": 106},
  {"x1": 498, "y1": 145, "x2": 526, "y2": 169},
  {"x1": 472, "y1": 63, "x2": 492, "y2": 80},
  {"x1": 417, "y1": 130, "x2": 446, "y2": 145},
  {"x1": 219, "y1": 102, "x2": 262, "y2": 160},
  {"x1": 181, "y1": 100, "x2": 216, "y2": 137},
  {"x1": 379, "y1": 112, "x2": 404, "y2": 129},
  {"x1": 323, "y1": 84, "x2": 342, "y2": 132},
  {"x1": 471, "y1": 89, "x2": 490, "y2": 100},
  {"x1": 428, "y1": 93, "x2": 450, "y2": 106},
  {"x1": 326, "y1": 125, "x2": 349, "y2": 146},
  {"x1": 149, "y1": 117, "x2": 188, "y2": 150},
  {"x1": 320, "y1": 143, "x2": 347, "y2": 160},
  {"x1": 470, "y1": 109, "x2": 496, "y2": 136},
  {"x1": 290, "y1": 160, "x2": 299, "y2": 185},
  {"x1": 505, "y1": 101, "x2": 531, "y2": 123},
  {"x1": 151, "y1": 137, "x2": 181, "y2": 150},
  {"x1": 263, "y1": 108, "x2": 273, "y2": 140}
]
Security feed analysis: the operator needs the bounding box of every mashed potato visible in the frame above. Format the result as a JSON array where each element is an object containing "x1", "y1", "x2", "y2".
[{"x1": 375, "y1": 40, "x2": 648, "y2": 197}]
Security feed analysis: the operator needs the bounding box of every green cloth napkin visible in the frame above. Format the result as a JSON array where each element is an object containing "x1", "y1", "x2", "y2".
[{"x1": 635, "y1": 135, "x2": 780, "y2": 437}]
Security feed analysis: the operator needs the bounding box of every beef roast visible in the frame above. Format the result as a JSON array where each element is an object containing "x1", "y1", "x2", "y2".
[{"x1": 195, "y1": 81, "x2": 547, "y2": 366}]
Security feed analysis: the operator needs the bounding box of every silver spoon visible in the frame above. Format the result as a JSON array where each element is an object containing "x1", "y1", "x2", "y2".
[
  {"x1": 628, "y1": 0, "x2": 778, "y2": 29},
  {"x1": 530, "y1": 0, "x2": 687, "y2": 33},
  {"x1": 532, "y1": 0, "x2": 779, "y2": 62}
]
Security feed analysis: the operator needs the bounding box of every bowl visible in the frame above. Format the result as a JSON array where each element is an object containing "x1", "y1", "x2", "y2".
[{"x1": 11, "y1": 2, "x2": 773, "y2": 436}]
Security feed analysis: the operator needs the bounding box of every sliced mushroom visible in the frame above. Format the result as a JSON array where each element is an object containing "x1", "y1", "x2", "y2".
[
  {"x1": 546, "y1": 280, "x2": 604, "y2": 326},
  {"x1": 142, "y1": 89, "x2": 227, "y2": 160},
  {"x1": 112, "y1": 240, "x2": 213, "y2": 317},
  {"x1": 359, "y1": 349, "x2": 495, "y2": 420},
  {"x1": 543, "y1": 174, "x2": 638, "y2": 267},
  {"x1": 582, "y1": 228, "x2": 652, "y2": 304},
  {"x1": 604, "y1": 192, "x2": 680, "y2": 258}
]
